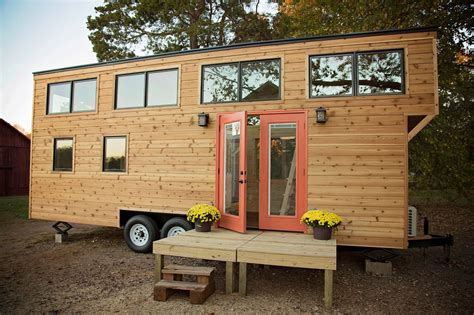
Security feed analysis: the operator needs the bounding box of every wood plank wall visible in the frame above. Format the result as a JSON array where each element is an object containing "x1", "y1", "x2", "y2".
[
  {"x1": 0, "y1": 120, "x2": 31, "y2": 196},
  {"x1": 31, "y1": 31, "x2": 438, "y2": 249}
]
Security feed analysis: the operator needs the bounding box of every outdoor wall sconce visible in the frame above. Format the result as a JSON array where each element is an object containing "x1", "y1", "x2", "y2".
[
  {"x1": 198, "y1": 112, "x2": 209, "y2": 127},
  {"x1": 316, "y1": 106, "x2": 327, "y2": 123}
]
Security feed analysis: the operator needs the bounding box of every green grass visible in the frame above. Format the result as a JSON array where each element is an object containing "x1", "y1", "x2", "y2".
[{"x1": 0, "y1": 196, "x2": 29, "y2": 219}]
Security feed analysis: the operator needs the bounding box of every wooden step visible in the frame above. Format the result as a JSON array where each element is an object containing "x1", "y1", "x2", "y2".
[
  {"x1": 154, "y1": 279, "x2": 216, "y2": 304},
  {"x1": 162, "y1": 264, "x2": 215, "y2": 276},
  {"x1": 156, "y1": 280, "x2": 207, "y2": 291}
]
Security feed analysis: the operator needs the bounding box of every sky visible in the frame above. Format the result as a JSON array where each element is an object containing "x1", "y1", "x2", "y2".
[
  {"x1": 0, "y1": 0, "x2": 102, "y2": 131},
  {"x1": 0, "y1": 0, "x2": 278, "y2": 132}
]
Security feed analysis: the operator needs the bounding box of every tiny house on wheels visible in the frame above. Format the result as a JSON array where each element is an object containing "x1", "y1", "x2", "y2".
[{"x1": 30, "y1": 27, "x2": 439, "y2": 253}]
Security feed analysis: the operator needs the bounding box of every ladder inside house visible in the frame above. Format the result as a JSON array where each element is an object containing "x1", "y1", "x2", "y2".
[{"x1": 280, "y1": 149, "x2": 296, "y2": 215}]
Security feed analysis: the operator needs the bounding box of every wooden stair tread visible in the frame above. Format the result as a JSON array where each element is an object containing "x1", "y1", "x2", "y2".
[
  {"x1": 163, "y1": 264, "x2": 215, "y2": 276},
  {"x1": 156, "y1": 280, "x2": 207, "y2": 291}
]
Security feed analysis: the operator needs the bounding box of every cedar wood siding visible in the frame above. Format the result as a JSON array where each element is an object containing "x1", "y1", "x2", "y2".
[{"x1": 30, "y1": 30, "x2": 438, "y2": 249}]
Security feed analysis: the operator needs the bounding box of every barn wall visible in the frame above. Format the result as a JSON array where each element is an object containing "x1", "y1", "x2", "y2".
[
  {"x1": 31, "y1": 30, "x2": 438, "y2": 248},
  {"x1": 0, "y1": 121, "x2": 31, "y2": 196}
]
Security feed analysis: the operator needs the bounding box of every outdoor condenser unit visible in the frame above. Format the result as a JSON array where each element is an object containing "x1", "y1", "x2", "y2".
[{"x1": 408, "y1": 206, "x2": 417, "y2": 237}]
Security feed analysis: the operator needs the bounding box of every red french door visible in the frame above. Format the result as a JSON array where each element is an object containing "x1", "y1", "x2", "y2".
[
  {"x1": 259, "y1": 113, "x2": 307, "y2": 232},
  {"x1": 216, "y1": 112, "x2": 247, "y2": 233}
]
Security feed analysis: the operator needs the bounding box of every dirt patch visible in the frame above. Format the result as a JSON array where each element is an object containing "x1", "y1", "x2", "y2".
[{"x1": 0, "y1": 203, "x2": 472, "y2": 313}]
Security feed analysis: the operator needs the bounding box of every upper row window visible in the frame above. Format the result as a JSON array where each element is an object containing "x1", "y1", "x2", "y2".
[
  {"x1": 202, "y1": 59, "x2": 281, "y2": 104},
  {"x1": 310, "y1": 50, "x2": 404, "y2": 98},
  {"x1": 115, "y1": 68, "x2": 179, "y2": 109},
  {"x1": 47, "y1": 79, "x2": 97, "y2": 114}
]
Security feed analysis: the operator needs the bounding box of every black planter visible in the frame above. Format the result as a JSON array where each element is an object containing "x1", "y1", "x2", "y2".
[
  {"x1": 313, "y1": 226, "x2": 332, "y2": 240},
  {"x1": 195, "y1": 220, "x2": 212, "y2": 232}
]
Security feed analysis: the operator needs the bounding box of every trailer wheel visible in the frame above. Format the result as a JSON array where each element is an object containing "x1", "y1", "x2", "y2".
[
  {"x1": 124, "y1": 215, "x2": 159, "y2": 253},
  {"x1": 160, "y1": 217, "x2": 193, "y2": 238}
]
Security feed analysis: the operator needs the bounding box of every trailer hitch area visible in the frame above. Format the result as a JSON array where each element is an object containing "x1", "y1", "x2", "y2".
[{"x1": 408, "y1": 234, "x2": 454, "y2": 262}]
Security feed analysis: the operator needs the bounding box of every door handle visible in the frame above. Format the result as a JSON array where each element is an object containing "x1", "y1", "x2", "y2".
[{"x1": 239, "y1": 179, "x2": 247, "y2": 184}]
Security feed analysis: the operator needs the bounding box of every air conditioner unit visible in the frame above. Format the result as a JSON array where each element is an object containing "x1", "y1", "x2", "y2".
[{"x1": 408, "y1": 206, "x2": 417, "y2": 237}]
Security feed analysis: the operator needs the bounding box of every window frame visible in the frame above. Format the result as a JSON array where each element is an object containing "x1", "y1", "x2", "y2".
[
  {"x1": 355, "y1": 49, "x2": 405, "y2": 96},
  {"x1": 308, "y1": 49, "x2": 405, "y2": 99},
  {"x1": 52, "y1": 137, "x2": 74, "y2": 172},
  {"x1": 201, "y1": 58, "x2": 282, "y2": 105},
  {"x1": 308, "y1": 52, "x2": 356, "y2": 99},
  {"x1": 102, "y1": 135, "x2": 128, "y2": 173},
  {"x1": 146, "y1": 68, "x2": 180, "y2": 107},
  {"x1": 114, "y1": 68, "x2": 179, "y2": 110},
  {"x1": 46, "y1": 78, "x2": 97, "y2": 115}
]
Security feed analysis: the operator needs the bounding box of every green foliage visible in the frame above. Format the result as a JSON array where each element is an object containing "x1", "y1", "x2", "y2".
[
  {"x1": 275, "y1": 0, "x2": 473, "y2": 195},
  {"x1": 87, "y1": 0, "x2": 274, "y2": 61},
  {"x1": 0, "y1": 196, "x2": 29, "y2": 220}
]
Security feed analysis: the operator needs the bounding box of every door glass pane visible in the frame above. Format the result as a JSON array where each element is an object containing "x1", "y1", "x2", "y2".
[
  {"x1": 246, "y1": 115, "x2": 260, "y2": 227},
  {"x1": 223, "y1": 121, "x2": 240, "y2": 215},
  {"x1": 268, "y1": 123, "x2": 296, "y2": 216}
]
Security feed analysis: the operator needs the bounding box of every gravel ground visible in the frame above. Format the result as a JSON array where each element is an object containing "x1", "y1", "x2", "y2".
[{"x1": 0, "y1": 202, "x2": 472, "y2": 313}]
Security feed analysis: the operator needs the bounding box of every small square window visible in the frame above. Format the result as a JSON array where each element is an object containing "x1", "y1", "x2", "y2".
[
  {"x1": 115, "y1": 73, "x2": 146, "y2": 109},
  {"x1": 241, "y1": 59, "x2": 280, "y2": 101},
  {"x1": 357, "y1": 51, "x2": 403, "y2": 95},
  {"x1": 72, "y1": 79, "x2": 97, "y2": 112},
  {"x1": 310, "y1": 54, "x2": 353, "y2": 97},
  {"x1": 202, "y1": 63, "x2": 239, "y2": 103},
  {"x1": 103, "y1": 136, "x2": 127, "y2": 172},
  {"x1": 147, "y1": 69, "x2": 179, "y2": 106},
  {"x1": 53, "y1": 138, "x2": 73, "y2": 171},
  {"x1": 48, "y1": 82, "x2": 71, "y2": 114}
]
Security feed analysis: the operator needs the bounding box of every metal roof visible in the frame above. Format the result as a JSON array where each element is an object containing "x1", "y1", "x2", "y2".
[{"x1": 33, "y1": 26, "x2": 437, "y2": 76}]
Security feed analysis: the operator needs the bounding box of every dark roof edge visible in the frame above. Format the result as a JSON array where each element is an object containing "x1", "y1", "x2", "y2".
[
  {"x1": 33, "y1": 26, "x2": 437, "y2": 76},
  {"x1": 0, "y1": 119, "x2": 31, "y2": 142}
]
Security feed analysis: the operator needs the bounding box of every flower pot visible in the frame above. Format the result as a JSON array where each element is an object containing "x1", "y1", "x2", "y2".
[
  {"x1": 313, "y1": 226, "x2": 332, "y2": 240},
  {"x1": 195, "y1": 220, "x2": 212, "y2": 232}
]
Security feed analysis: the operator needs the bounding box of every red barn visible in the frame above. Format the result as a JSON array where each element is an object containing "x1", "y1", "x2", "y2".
[{"x1": 0, "y1": 119, "x2": 30, "y2": 196}]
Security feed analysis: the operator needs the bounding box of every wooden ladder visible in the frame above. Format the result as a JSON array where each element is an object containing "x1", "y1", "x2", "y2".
[{"x1": 154, "y1": 264, "x2": 216, "y2": 304}]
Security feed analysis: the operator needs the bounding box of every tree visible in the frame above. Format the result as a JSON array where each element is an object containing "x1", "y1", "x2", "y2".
[
  {"x1": 274, "y1": 0, "x2": 473, "y2": 196},
  {"x1": 87, "y1": 0, "x2": 274, "y2": 61}
]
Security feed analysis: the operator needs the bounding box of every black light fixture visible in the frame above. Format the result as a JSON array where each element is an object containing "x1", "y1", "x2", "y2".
[
  {"x1": 198, "y1": 112, "x2": 209, "y2": 127},
  {"x1": 316, "y1": 106, "x2": 327, "y2": 123}
]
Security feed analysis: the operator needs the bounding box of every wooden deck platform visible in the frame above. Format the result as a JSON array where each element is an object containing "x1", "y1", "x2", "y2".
[{"x1": 153, "y1": 228, "x2": 337, "y2": 307}]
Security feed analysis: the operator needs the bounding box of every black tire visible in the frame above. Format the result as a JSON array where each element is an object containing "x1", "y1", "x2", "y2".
[
  {"x1": 160, "y1": 217, "x2": 193, "y2": 239},
  {"x1": 124, "y1": 215, "x2": 159, "y2": 253}
]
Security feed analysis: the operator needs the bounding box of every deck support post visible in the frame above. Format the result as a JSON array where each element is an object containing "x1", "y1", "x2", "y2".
[
  {"x1": 239, "y1": 262, "x2": 247, "y2": 296},
  {"x1": 154, "y1": 254, "x2": 164, "y2": 283},
  {"x1": 324, "y1": 269, "x2": 333, "y2": 309},
  {"x1": 225, "y1": 261, "x2": 235, "y2": 294}
]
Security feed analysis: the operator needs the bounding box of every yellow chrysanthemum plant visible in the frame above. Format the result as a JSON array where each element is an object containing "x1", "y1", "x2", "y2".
[
  {"x1": 187, "y1": 204, "x2": 221, "y2": 232},
  {"x1": 300, "y1": 209, "x2": 343, "y2": 240}
]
